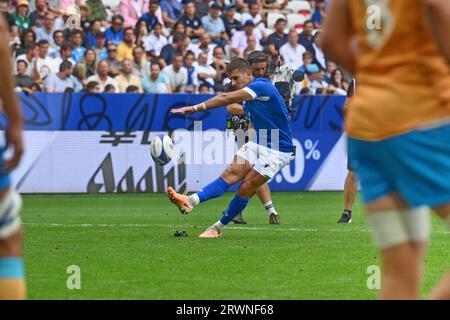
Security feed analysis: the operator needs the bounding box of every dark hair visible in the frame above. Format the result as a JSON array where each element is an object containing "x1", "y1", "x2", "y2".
[
  {"x1": 86, "y1": 81, "x2": 99, "y2": 92},
  {"x1": 104, "y1": 84, "x2": 115, "y2": 92},
  {"x1": 59, "y1": 60, "x2": 73, "y2": 72},
  {"x1": 37, "y1": 39, "x2": 49, "y2": 47},
  {"x1": 16, "y1": 59, "x2": 28, "y2": 67},
  {"x1": 226, "y1": 58, "x2": 252, "y2": 75},
  {"x1": 20, "y1": 28, "x2": 36, "y2": 46},
  {"x1": 247, "y1": 50, "x2": 267, "y2": 65},
  {"x1": 330, "y1": 68, "x2": 345, "y2": 88},
  {"x1": 299, "y1": 87, "x2": 311, "y2": 95},
  {"x1": 199, "y1": 83, "x2": 210, "y2": 92},
  {"x1": 71, "y1": 29, "x2": 84, "y2": 39},
  {"x1": 172, "y1": 53, "x2": 183, "y2": 62},
  {"x1": 60, "y1": 42, "x2": 73, "y2": 52},
  {"x1": 150, "y1": 61, "x2": 161, "y2": 69},
  {"x1": 23, "y1": 43, "x2": 36, "y2": 52},
  {"x1": 184, "y1": 50, "x2": 195, "y2": 60},
  {"x1": 53, "y1": 30, "x2": 64, "y2": 39},
  {"x1": 275, "y1": 18, "x2": 286, "y2": 25},
  {"x1": 172, "y1": 32, "x2": 187, "y2": 44},
  {"x1": 315, "y1": 87, "x2": 325, "y2": 95},
  {"x1": 124, "y1": 26, "x2": 134, "y2": 34},
  {"x1": 304, "y1": 20, "x2": 314, "y2": 27},
  {"x1": 132, "y1": 45, "x2": 144, "y2": 54},
  {"x1": 126, "y1": 85, "x2": 139, "y2": 93},
  {"x1": 112, "y1": 14, "x2": 124, "y2": 23}
]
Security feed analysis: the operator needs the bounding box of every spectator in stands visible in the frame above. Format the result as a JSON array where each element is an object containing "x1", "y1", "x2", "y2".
[
  {"x1": 35, "y1": 13, "x2": 57, "y2": 46},
  {"x1": 199, "y1": 82, "x2": 213, "y2": 94},
  {"x1": 29, "y1": 0, "x2": 48, "y2": 28},
  {"x1": 138, "y1": 1, "x2": 162, "y2": 30},
  {"x1": 85, "y1": 80, "x2": 101, "y2": 93},
  {"x1": 190, "y1": 32, "x2": 213, "y2": 65},
  {"x1": 14, "y1": 0, "x2": 31, "y2": 32},
  {"x1": 115, "y1": 58, "x2": 143, "y2": 93},
  {"x1": 195, "y1": 52, "x2": 216, "y2": 90},
  {"x1": 126, "y1": 85, "x2": 140, "y2": 93},
  {"x1": 0, "y1": 0, "x2": 15, "y2": 31},
  {"x1": 167, "y1": 21, "x2": 187, "y2": 44},
  {"x1": 134, "y1": 20, "x2": 149, "y2": 49},
  {"x1": 297, "y1": 51, "x2": 314, "y2": 73},
  {"x1": 299, "y1": 87, "x2": 312, "y2": 95},
  {"x1": 183, "y1": 50, "x2": 198, "y2": 94},
  {"x1": 194, "y1": 0, "x2": 208, "y2": 17},
  {"x1": 79, "y1": 3, "x2": 92, "y2": 33},
  {"x1": 87, "y1": 60, "x2": 119, "y2": 92},
  {"x1": 93, "y1": 31, "x2": 107, "y2": 61},
  {"x1": 104, "y1": 84, "x2": 116, "y2": 93},
  {"x1": 243, "y1": 35, "x2": 262, "y2": 59},
  {"x1": 85, "y1": 19, "x2": 102, "y2": 48},
  {"x1": 159, "y1": 0, "x2": 183, "y2": 28},
  {"x1": 324, "y1": 60, "x2": 336, "y2": 83},
  {"x1": 48, "y1": 30, "x2": 64, "y2": 58},
  {"x1": 73, "y1": 48, "x2": 99, "y2": 85},
  {"x1": 33, "y1": 39, "x2": 53, "y2": 85},
  {"x1": 162, "y1": 54, "x2": 187, "y2": 93},
  {"x1": 312, "y1": 30, "x2": 326, "y2": 70},
  {"x1": 306, "y1": 63, "x2": 328, "y2": 94},
  {"x1": 14, "y1": 44, "x2": 36, "y2": 76},
  {"x1": 179, "y1": 0, "x2": 205, "y2": 43},
  {"x1": 280, "y1": 29, "x2": 306, "y2": 70},
  {"x1": 311, "y1": 0, "x2": 326, "y2": 28},
  {"x1": 120, "y1": 0, "x2": 150, "y2": 28},
  {"x1": 51, "y1": 42, "x2": 75, "y2": 73},
  {"x1": 105, "y1": 43, "x2": 121, "y2": 77},
  {"x1": 222, "y1": 4, "x2": 242, "y2": 40},
  {"x1": 267, "y1": 18, "x2": 288, "y2": 57},
  {"x1": 131, "y1": 45, "x2": 150, "y2": 79},
  {"x1": 15, "y1": 59, "x2": 33, "y2": 92},
  {"x1": 105, "y1": 14, "x2": 125, "y2": 46},
  {"x1": 71, "y1": 30, "x2": 87, "y2": 63},
  {"x1": 159, "y1": 32, "x2": 188, "y2": 68},
  {"x1": 142, "y1": 62, "x2": 172, "y2": 93},
  {"x1": 201, "y1": 2, "x2": 228, "y2": 48},
  {"x1": 240, "y1": 2, "x2": 266, "y2": 44},
  {"x1": 142, "y1": 21, "x2": 167, "y2": 60},
  {"x1": 231, "y1": 20, "x2": 256, "y2": 58},
  {"x1": 44, "y1": 60, "x2": 76, "y2": 92},
  {"x1": 210, "y1": 45, "x2": 227, "y2": 92},
  {"x1": 14, "y1": 28, "x2": 36, "y2": 56},
  {"x1": 262, "y1": 0, "x2": 288, "y2": 12},
  {"x1": 86, "y1": 0, "x2": 108, "y2": 23},
  {"x1": 298, "y1": 20, "x2": 315, "y2": 54},
  {"x1": 328, "y1": 68, "x2": 347, "y2": 95},
  {"x1": 117, "y1": 27, "x2": 136, "y2": 61}
]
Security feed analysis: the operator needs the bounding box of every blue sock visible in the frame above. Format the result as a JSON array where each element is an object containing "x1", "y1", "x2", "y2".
[
  {"x1": 197, "y1": 177, "x2": 230, "y2": 203},
  {"x1": 220, "y1": 194, "x2": 250, "y2": 225},
  {"x1": 0, "y1": 257, "x2": 25, "y2": 279}
]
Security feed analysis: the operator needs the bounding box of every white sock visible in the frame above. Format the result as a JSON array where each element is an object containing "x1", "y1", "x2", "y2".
[
  {"x1": 212, "y1": 220, "x2": 225, "y2": 231},
  {"x1": 188, "y1": 194, "x2": 200, "y2": 207},
  {"x1": 264, "y1": 201, "x2": 277, "y2": 215}
]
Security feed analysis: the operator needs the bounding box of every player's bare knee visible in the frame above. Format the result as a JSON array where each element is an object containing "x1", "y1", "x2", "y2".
[
  {"x1": 0, "y1": 229, "x2": 23, "y2": 257},
  {"x1": 237, "y1": 181, "x2": 254, "y2": 198}
]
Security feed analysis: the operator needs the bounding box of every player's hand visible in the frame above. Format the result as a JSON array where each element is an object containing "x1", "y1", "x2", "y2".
[
  {"x1": 2, "y1": 125, "x2": 24, "y2": 172},
  {"x1": 170, "y1": 106, "x2": 196, "y2": 114}
]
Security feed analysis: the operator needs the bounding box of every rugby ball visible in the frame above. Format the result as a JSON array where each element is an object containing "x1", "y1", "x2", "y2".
[{"x1": 150, "y1": 134, "x2": 173, "y2": 165}]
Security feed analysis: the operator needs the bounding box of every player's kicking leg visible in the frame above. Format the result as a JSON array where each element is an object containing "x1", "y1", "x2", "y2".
[
  {"x1": 0, "y1": 188, "x2": 25, "y2": 300},
  {"x1": 199, "y1": 168, "x2": 267, "y2": 238},
  {"x1": 167, "y1": 155, "x2": 253, "y2": 215},
  {"x1": 338, "y1": 170, "x2": 357, "y2": 223}
]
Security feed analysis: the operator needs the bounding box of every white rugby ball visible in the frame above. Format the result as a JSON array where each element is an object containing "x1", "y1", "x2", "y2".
[{"x1": 150, "y1": 134, "x2": 173, "y2": 165}]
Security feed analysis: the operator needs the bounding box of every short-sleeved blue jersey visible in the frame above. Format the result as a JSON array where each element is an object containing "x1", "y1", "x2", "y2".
[{"x1": 242, "y1": 78, "x2": 293, "y2": 153}]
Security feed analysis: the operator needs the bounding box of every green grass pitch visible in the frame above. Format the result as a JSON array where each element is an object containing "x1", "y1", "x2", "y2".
[{"x1": 22, "y1": 192, "x2": 449, "y2": 299}]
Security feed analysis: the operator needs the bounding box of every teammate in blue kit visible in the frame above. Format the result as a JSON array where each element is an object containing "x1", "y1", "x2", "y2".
[{"x1": 168, "y1": 58, "x2": 295, "y2": 238}]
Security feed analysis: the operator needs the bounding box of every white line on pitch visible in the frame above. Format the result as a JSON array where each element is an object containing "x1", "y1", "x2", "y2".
[{"x1": 22, "y1": 222, "x2": 450, "y2": 234}]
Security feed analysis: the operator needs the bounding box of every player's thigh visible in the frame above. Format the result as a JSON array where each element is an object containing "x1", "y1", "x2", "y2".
[
  {"x1": 365, "y1": 192, "x2": 410, "y2": 212},
  {"x1": 220, "y1": 155, "x2": 252, "y2": 185}
]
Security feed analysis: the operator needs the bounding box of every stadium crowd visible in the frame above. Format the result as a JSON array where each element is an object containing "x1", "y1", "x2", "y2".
[{"x1": 3, "y1": 0, "x2": 348, "y2": 95}]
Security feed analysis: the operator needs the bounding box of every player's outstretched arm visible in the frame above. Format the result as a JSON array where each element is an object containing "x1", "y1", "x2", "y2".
[
  {"x1": 321, "y1": 0, "x2": 356, "y2": 74},
  {"x1": 171, "y1": 90, "x2": 252, "y2": 114},
  {"x1": 422, "y1": 0, "x2": 450, "y2": 65},
  {"x1": 0, "y1": 17, "x2": 24, "y2": 172}
]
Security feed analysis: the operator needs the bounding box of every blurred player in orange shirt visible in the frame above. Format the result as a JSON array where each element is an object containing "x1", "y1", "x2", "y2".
[{"x1": 322, "y1": 0, "x2": 450, "y2": 299}]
